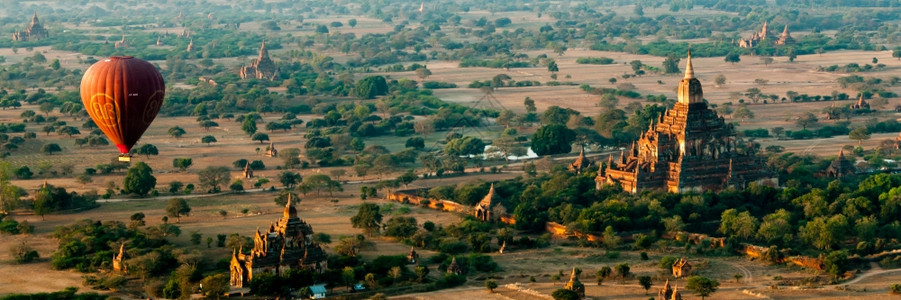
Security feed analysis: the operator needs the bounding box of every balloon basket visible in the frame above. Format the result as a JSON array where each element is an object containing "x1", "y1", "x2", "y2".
[{"x1": 118, "y1": 154, "x2": 132, "y2": 162}]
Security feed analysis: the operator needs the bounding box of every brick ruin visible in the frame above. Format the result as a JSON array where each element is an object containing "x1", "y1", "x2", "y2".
[
  {"x1": 825, "y1": 148, "x2": 856, "y2": 178},
  {"x1": 671, "y1": 257, "x2": 692, "y2": 278},
  {"x1": 598, "y1": 51, "x2": 775, "y2": 193},
  {"x1": 12, "y1": 11, "x2": 49, "y2": 42},
  {"x1": 563, "y1": 268, "x2": 585, "y2": 298},
  {"x1": 736, "y1": 21, "x2": 794, "y2": 48},
  {"x1": 240, "y1": 41, "x2": 280, "y2": 81},
  {"x1": 229, "y1": 196, "x2": 327, "y2": 288},
  {"x1": 474, "y1": 184, "x2": 499, "y2": 221},
  {"x1": 568, "y1": 147, "x2": 591, "y2": 174}
]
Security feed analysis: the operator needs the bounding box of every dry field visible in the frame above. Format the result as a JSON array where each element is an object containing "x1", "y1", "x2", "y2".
[{"x1": 4, "y1": 6, "x2": 901, "y2": 296}]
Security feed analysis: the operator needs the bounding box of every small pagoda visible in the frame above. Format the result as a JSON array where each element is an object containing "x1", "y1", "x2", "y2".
[
  {"x1": 265, "y1": 142, "x2": 278, "y2": 157},
  {"x1": 568, "y1": 147, "x2": 591, "y2": 174},
  {"x1": 447, "y1": 257, "x2": 463, "y2": 275},
  {"x1": 775, "y1": 25, "x2": 795, "y2": 45},
  {"x1": 474, "y1": 184, "x2": 499, "y2": 222},
  {"x1": 825, "y1": 149, "x2": 856, "y2": 178},
  {"x1": 242, "y1": 162, "x2": 254, "y2": 179},
  {"x1": 563, "y1": 268, "x2": 585, "y2": 298},
  {"x1": 407, "y1": 246, "x2": 419, "y2": 264}
]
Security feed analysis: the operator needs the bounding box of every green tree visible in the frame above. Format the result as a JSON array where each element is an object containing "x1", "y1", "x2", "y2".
[
  {"x1": 41, "y1": 143, "x2": 61, "y2": 155},
  {"x1": 251, "y1": 132, "x2": 270, "y2": 143},
  {"x1": 524, "y1": 97, "x2": 537, "y2": 113},
  {"x1": 299, "y1": 174, "x2": 341, "y2": 196},
  {"x1": 201, "y1": 135, "x2": 217, "y2": 144},
  {"x1": 732, "y1": 105, "x2": 754, "y2": 122},
  {"x1": 355, "y1": 76, "x2": 389, "y2": 99},
  {"x1": 123, "y1": 162, "x2": 156, "y2": 196},
  {"x1": 824, "y1": 250, "x2": 849, "y2": 278},
  {"x1": 416, "y1": 67, "x2": 432, "y2": 81},
  {"x1": 342, "y1": 266, "x2": 356, "y2": 292},
  {"x1": 348, "y1": 19, "x2": 357, "y2": 28},
  {"x1": 241, "y1": 118, "x2": 257, "y2": 136},
  {"x1": 551, "y1": 288, "x2": 579, "y2": 300},
  {"x1": 172, "y1": 158, "x2": 193, "y2": 171},
  {"x1": 686, "y1": 276, "x2": 719, "y2": 300},
  {"x1": 719, "y1": 209, "x2": 759, "y2": 240},
  {"x1": 384, "y1": 216, "x2": 418, "y2": 238},
  {"x1": 444, "y1": 136, "x2": 485, "y2": 156},
  {"x1": 486, "y1": 280, "x2": 498, "y2": 292},
  {"x1": 547, "y1": 60, "x2": 559, "y2": 72},
  {"x1": 197, "y1": 166, "x2": 230, "y2": 192},
  {"x1": 351, "y1": 203, "x2": 383, "y2": 237},
  {"x1": 849, "y1": 127, "x2": 870, "y2": 145},
  {"x1": 165, "y1": 198, "x2": 191, "y2": 223},
  {"x1": 135, "y1": 144, "x2": 159, "y2": 157},
  {"x1": 662, "y1": 54, "x2": 680, "y2": 74},
  {"x1": 279, "y1": 171, "x2": 301, "y2": 188},
  {"x1": 795, "y1": 112, "x2": 819, "y2": 129},
  {"x1": 531, "y1": 124, "x2": 575, "y2": 156},
  {"x1": 638, "y1": 275, "x2": 652, "y2": 294},
  {"x1": 603, "y1": 226, "x2": 620, "y2": 249},
  {"x1": 724, "y1": 53, "x2": 741, "y2": 64},
  {"x1": 200, "y1": 274, "x2": 229, "y2": 300},
  {"x1": 596, "y1": 266, "x2": 611, "y2": 285},
  {"x1": 614, "y1": 263, "x2": 630, "y2": 279},
  {"x1": 715, "y1": 74, "x2": 726, "y2": 86}
]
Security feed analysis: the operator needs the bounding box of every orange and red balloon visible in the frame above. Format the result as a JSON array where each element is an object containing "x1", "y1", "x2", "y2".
[{"x1": 80, "y1": 56, "x2": 165, "y2": 154}]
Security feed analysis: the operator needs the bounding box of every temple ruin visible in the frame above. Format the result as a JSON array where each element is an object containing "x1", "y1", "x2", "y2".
[
  {"x1": 242, "y1": 162, "x2": 254, "y2": 179},
  {"x1": 12, "y1": 12, "x2": 49, "y2": 41},
  {"x1": 447, "y1": 257, "x2": 463, "y2": 275},
  {"x1": 659, "y1": 280, "x2": 683, "y2": 300},
  {"x1": 240, "y1": 41, "x2": 280, "y2": 81},
  {"x1": 598, "y1": 51, "x2": 774, "y2": 193},
  {"x1": 563, "y1": 268, "x2": 585, "y2": 298},
  {"x1": 775, "y1": 25, "x2": 795, "y2": 46},
  {"x1": 474, "y1": 184, "x2": 500, "y2": 222},
  {"x1": 569, "y1": 147, "x2": 591, "y2": 174},
  {"x1": 849, "y1": 94, "x2": 870, "y2": 110},
  {"x1": 672, "y1": 257, "x2": 692, "y2": 278},
  {"x1": 229, "y1": 196, "x2": 328, "y2": 288},
  {"x1": 825, "y1": 149, "x2": 856, "y2": 178},
  {"x1": 265, "y1": 142, "x2": 278, "y2": 157}
]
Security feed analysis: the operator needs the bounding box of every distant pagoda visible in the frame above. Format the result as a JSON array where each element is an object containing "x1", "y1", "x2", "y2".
[
  {"x1": 775, "y1": 25, "x2": 795, "y2": 45},
  {"x1": 240, "y1": 41, "x2": 280, "y2": 80},
  {"x1": 12, "y1": 11, "x2": 49, "y2": 41},
  {"x1": 598, "y1": 51, "x2": 775, "y2": 193}
]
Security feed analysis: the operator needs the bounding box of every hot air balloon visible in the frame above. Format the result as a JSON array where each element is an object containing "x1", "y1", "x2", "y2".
[{"x1": 80, "y1": 56, "x2": 165, "y2": 162}]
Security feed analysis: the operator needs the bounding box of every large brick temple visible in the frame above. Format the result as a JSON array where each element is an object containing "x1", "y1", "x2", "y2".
[
  {"x1": 229, "y1": 197, "x2": 327, "y2": 288},
  {"x1": 597, "y1": 51, "x2": 775, "y2": 193}
]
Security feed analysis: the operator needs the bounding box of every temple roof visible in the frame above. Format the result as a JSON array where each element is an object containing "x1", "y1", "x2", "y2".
[
  {"x1": 570, "y1": 147, "x2": 591, "y2": 172},
  {"x1": 284, "y1": 194, "x2": 297, "y2": 218},
  {"x1": 259, "y1": 41, "x2": 269, "y2": 59},
  {"x1": 477, "y1": 184, "x2": 498, "y2": 208}
]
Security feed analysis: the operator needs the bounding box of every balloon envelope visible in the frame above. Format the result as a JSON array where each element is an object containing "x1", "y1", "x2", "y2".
[{"x1": 80, "y1": 56, "x2": 165, "y2": 154}]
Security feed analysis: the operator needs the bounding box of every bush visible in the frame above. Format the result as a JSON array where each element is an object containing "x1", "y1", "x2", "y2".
[
  {"x1": 743, "y1": 128, "x2": 770, "y2": 138},
  {"x1": 422, "y1": 82, "x2": 458, "y2": 89},
  {"x1": 10, "y1": 243, "x2": 39, "y2": 263},
  {"x1": 435, "y1": 273, "x2": 466, "y2": 288},
  {"x1": 575, "y1": 57, "x2": 615, "y2": 65}
]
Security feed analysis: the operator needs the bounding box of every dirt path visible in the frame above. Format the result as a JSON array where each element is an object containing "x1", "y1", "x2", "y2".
[
  {"x1": 726, "y1": 261, "x2": 754, "y2": 283},
  {"x1": 842, "y1": 267, "x2": 901, "y2": 286}
]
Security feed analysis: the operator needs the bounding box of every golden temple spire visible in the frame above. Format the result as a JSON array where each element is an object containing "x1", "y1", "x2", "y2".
[{"x1": 684, "y1": 48, "x2": 695, "y2": 79}]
